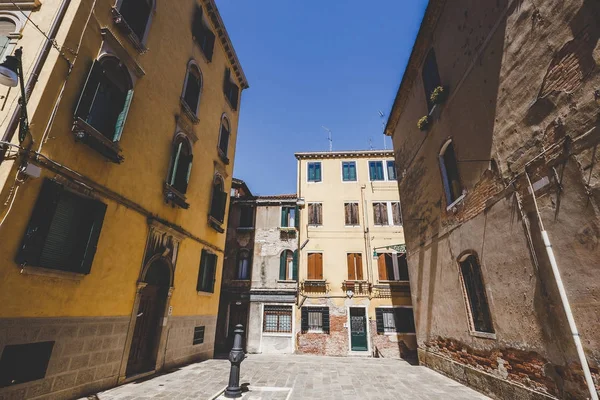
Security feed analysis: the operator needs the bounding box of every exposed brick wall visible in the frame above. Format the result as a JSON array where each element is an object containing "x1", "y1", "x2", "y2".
[
  {"x1": 296, "y1": 315, "x2": 348, "y2": 357},
  {"x1": 370, "y1": 320, "x2": 417, "y2": 359}
]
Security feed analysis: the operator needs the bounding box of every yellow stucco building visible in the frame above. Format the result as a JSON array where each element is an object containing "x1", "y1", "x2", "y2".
[
  {"x1": 0, "y1": 0, "x2": 247, "y2": 398},
  {"x1": 295, "y1": 150, "x2": 417, "y2": 358}
]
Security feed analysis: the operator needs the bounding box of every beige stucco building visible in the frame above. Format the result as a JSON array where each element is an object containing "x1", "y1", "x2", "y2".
[{"x1": 295, "y1": 150, "x2": 417, "y2": 358}]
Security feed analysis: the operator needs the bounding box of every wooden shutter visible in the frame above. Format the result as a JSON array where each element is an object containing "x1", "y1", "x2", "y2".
[
  {"x1": 392, "y1": 202, "x2": 402, "y2": 225},
  {"x1": 376, "y1": 308, "x2": 384, "y2": 333},
  {"x1": 219, "y1": 125, "x2": 230, "y2": 156},
  {"x1": 281, "y1": 207, "x2": 288, "y2": 227},
  {"x1": 317, "y1": 203, "x2": 322, "y2": 225},
  {"x1": 315, "y1": 253, "x2": 323, "y2": 280},
  {"x1": 356, "y1": 253, "x2": 363, "y2": 280},
  {"x1": 77, "y1": 199, "x2": 107, "y2": 274},
  {"x1": 351, "y1": 203, "x2": 358, "y2": 225},
  {"x1": 301, "y1": 307, "x2": 308, "y2": 333},
  {"x1": 113, "y1": 89, "x2": 134, "y2": 142},
  {"x1": 378, "y1": 254, "x2": 387, "y2": 281},
  {"x1": 373, "y1": 203, "x2": 381, "y2": 225},
  {"x1": 279, "y1": 251, "x2": 286, "y2": 280},
  {"x1": 347, "y1": 253, "x2": 355, "y2": 280},
  {"x1": 214, "y1": 190, "x2": 228, "y2": 223},
  {"x1": 307, "y1": 253, "x2": 315, "y2": 279},
  {"x1": 322, "y1": 307, "x2": 330, "y2": 334},
  {"x1": 381, "y1": 202, "x2": 389, "y2": 225},
  {"x1": 170, "y1": 142, "x2": 183, "y2": 186},
  {"x1": 344, "y1": 203, "x2": 351, "y2": 225},
  {"x1": 15, "y1": 180, "x2": 63, "y2": 267},
  {"x1": 292, "y1": 250, "x2": 298, "y2": 281},
  {"x1": 74, "y1": 61, "x2": 103, "y2": 120}
]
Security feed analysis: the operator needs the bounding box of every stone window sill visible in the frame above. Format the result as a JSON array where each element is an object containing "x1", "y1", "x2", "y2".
[
  {"x1": 72, "y1": 118, "x2": 123, "y2": 163},
  {"x1": 262, "y1": 332, "x2": 292, "y2": 337},
  {"x1": 111, "y1": 7, "x2": 148, "y2": 53},
  {"x1": 164, "y1": 183, "x2": 189, "y2": 209},
  {"x1": 277, "y1": 280, "x2": 297, "y2": 284},
  {"x1": 381, "y1": 332, "x2": 417, "y2": 336},
  {"x1": 19, "y1": 266, "x2": 85, "y2": 281},
  {"x1": 469, "y1": 331, "x2": 496, "y2": 340},
  {"x1": 197, "y1": 291, "x2": 214, "y2": 297}
]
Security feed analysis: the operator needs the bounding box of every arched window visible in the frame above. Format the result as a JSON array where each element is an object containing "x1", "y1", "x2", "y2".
[
  {"x1": 117, "y1": 0, "x2": 154, "y2": 43},
  {"x1": 209, "y1": 175, "x2": 227, "y2": 224},
  {"x1": 439, "y1": 140, "x2": 463, "y2": 205},
  {"x1": 458, "y1": 252, "x2": 494, "y2": 334},
  {"x1": 75, "y1": 56, "x2": 134, "y2": 143},
  {"x1": 237, "y1": 249, "x2": 251, "y2": 280},
  {"x1": 0, "y1": 18, "x2": 16, "y2": 61},
  {"x1": 182, "y1": 63, "x2": 202, "y2": 118},
  {"x1": 279, "y1": 250, "x2": 297, "y2": 281},
  {"x1": 168, "y1": 136, "x2": 193, "y2": 195},
  {"x1": 218, "y1": 115, "x2": 230, "y2": 160}
]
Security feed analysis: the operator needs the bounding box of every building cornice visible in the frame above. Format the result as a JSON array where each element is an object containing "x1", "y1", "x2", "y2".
[
  {"x1": 294, "y1": 150, "x2": 394, "y2": 160},
  {"x1": 201, "y1": 0, "x2": 249, "y2": 90},
  {"x1": 384, "y1": 0, "x2": 447, "y2": 137}
]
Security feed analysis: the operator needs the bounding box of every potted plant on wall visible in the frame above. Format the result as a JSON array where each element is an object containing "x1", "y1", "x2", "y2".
[
  {"x1": 417, "y1": 115, "x2": 430, "y2": 131},
  {"x1": 430, "y1": 85, "x2": 448, "y2": 106}
]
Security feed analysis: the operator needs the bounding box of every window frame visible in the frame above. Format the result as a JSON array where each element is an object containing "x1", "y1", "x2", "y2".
[
  {"x1": 306, "y1": 252, "x2": 324, "y2": 281},
  {"x1": 262, "y1": 305, "x2": 293, "y2": 334},
  {"x1": 301, "y1": 306, "x2": 330, "y2": 334},
  {"x1": 341, "y1": 161, "x2": 358, "y2": 182},
  {"x1": 344, "y1": 202, "x2": 360, "y2": 227},
  {"x1": 236, "y1": 249, "x2": 251, "y2": 280},
  {"x1": 279, "y1": 249, "x2": 297, "y2": 281},
  {"x1": 223, "y1": 68, "x2": 240, "y2": 110},
  {"x1": 280, "y1": 206, "x2": 296, "y2": 228},
  {"x1": 0, "y1": 15, "x2": 21, "y2": 63},
  {"x1": 191, "y1": 4, "x2": 216, "y2": 62},
  {"x1": 307, "y1": 162, "x2": 322, "y2": 183},
  {"x1": 376, "y1": 306, "x2": 416, "y2": 335},
  {"x1": 238, "y1": 205, "x2": 254, "y2": 228},
  {"x1": 422, "y1": 48, "x2": 442, "y2": 113},
  {"x1": 377, "y1": 252, "x2": 409, "y2": 282},
  {"x1": 307, "y1": 202, "x2": 323, "y2": 226},
  {"x1": 439, "y1": 139, "x2": 464, "y2": 208},
  {"x1": 180, "y1": 60, "x2": 203, "y2": 121},
  {"x1": 346, "y1": 252, "x2": 364, "y2": 281},
  {"x1": 197, "y1": 249, "x2": 218, "y2": 293},
  {"x1": 372, "y1": 201, "x2": 402, "y2": 227},
  {"x1": 386, "y1": 160, "x2": 397, "y2": 180},
  {"x1": 458, "y1": 252, "x2": 495, "y2": 336},
  {"x1": 0, "y1": 341, "x2": 55, "y2": 388},
  {"x1": 209, "y1": 173, "x2": 228, "y2": 227},
  {"x1": 113, "y1": 0, "x2": 156, "y2": 50},
  {"x1": 217, "y1": 114, "x2": 231, "y2": 163}
]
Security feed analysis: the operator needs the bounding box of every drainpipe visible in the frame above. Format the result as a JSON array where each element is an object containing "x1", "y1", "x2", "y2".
[
  {"x1": 0, "y1": 0, "x2": 72, "y2": 164},
  {"x1": 360, "y1": 184, "x2": 373, "y2": 285},
  {"x1": 525, "y1": 171, "x2": 599, "y2": 400}
]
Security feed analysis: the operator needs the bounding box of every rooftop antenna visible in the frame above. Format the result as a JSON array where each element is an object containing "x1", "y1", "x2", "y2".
[
  {"x1": 369, "y1": 138, "x2": 373, "y2": 150},
  {"x1": 378, "y1": 110, "x2": 387, "y2": 150},
  {"x1": 321, "y1": 126, "x2": 333, "y2": 152}
]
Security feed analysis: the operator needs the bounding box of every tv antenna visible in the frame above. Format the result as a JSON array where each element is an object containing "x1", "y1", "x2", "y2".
[
  {"x1": 369, "y1": 138, "x2": 373, "y2": 150},
  {"x1": 321, "y1": 126, "x2": 333, "y2": 152},
  {"x1": 378, "y1": 110, "x2": 388, "y2": 150}
]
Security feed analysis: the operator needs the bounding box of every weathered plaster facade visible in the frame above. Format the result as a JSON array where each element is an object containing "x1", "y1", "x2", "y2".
[{"x1": 386, "y1": 0, "x2": 600, "y2": 399}]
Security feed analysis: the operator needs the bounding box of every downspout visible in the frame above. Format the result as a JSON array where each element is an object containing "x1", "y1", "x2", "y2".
[
  {"x1": 525, "y1": 172, "x2": 599, "y2": 400},
  {"x1": 0, "y1": 0, "x2": 72, "y2": 164},
  {"x1": 360, "y1": 184, "x2": 373, "y2": 286},
  {"x1": 296, "y1": 157, "x2": 302, "y2": 307}
]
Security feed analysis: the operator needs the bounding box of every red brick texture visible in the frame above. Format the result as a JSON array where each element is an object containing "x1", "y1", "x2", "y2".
[{"x1": 296, "y1": 315, "x2": 348, "y2": 356}]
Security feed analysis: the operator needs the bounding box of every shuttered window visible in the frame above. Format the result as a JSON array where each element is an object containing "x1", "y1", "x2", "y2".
[
  {"x1": 197, "y1": 250, "x2": 217, "y2": 292},
  {"x1": 239, "y1": 206, "x2": 254, "y2": 228},
  {"x1": 307, "y1": 162, "x2": 322, "y2": 182},
  {"x1": 377, "y1": 253, "x2": 409, "y2": 281},
  {"x1": 301, "y1": 307, "x2": 329, "y2": 334},
  {"x1": 0, "y1": 341, "x2": 54, "y2": 388},
  {"x1": 263, "y1": 306, "x2": 292, "y2": 333},
  {"x1": 373, "y1": 202, "x2": 388, "y2": 226},
  {"x1": 168, "y1": 138, "x2": 193, "y2": 195},
  {"x1": 392, "y1": 202, "x2": 402, "y2": 226},
  {"x1": 422, "y1": 48, "x2": 441, "y2": 112},
  {"x1": 369, "y1": 161, "x2": 385, "y2": 181},
  {"x1": 15, "y1": 179, "x2": 107, "y2": 274},
  {"x1": 346, "y1": 253, "x2": 363, "y2": 281},
  {"x1": 459, "y1": 254, "x2": 494, "y2": 333},
  {"x1": 183, "y1": 64, "x2": 202, "y2": 116},
  {"x1": 308, "y1": 203, "x2": 322, "y2": 226},
  {"x1": 0, "y1": 18, "x2": 15, "y2": 61},
  {"x1": 342, "y1": 161, "x2": 357, "y2": 181},
  {"x1": 376, "y1": 308, "x2": 416, "y2": 334},
  {"x1": 440, "y1": 141, "x2": 463, "y2": 205},
  {"x1": 307, "y1": 253, "x2": 323, "y2": 280},
  {"x1": 344, "y1": 202, "x2": 359, "y2": 226},
  {"x1": 223, "y1": 68, "x2": 240, "y2": 110},
  {"x1": 210, "y1": 177, "x2": 227, "y2": 223},
  {"x1": 118, "y1": 0, "x2": 152, "y2": 42},
  {"x1": 280, "y1": 206, "x2": 296, "y2": 228},
  {"x1": 387, "y1": 161, "x2": 397, "y2": 180},
  {"x1": 192, "y1": 5, "x2": 215, "y2": 61},
  {"x1": 279, "y1": 250, "x2": 297, "y2": 281},
  {"x1": 218, "y1": 117, "x2": 230, "y2": 159}
]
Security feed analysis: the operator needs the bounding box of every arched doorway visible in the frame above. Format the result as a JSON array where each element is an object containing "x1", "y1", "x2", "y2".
[{"x1": 126, "y1": 258, "x2": 171, "y2": 376}]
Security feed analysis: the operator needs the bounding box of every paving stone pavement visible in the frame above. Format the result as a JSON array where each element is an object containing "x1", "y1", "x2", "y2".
[{"x1": 87, "y1": 354, "x2": 490, "y2": 400}]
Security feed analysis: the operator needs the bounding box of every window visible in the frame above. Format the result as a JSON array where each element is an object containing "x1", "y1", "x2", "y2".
[
  {"x1": 239, "y1": 206, "x2": 253, "y2": 228},
  {"x1": 16, "y1": 179, "x2": 106, "y2": 274},
  {"x1": 0, "y1": 18, "x2": 16, "y2": 61},
  {"x1": 422, "y1": 48, "x2": 441, "y2": 112},
  {"x1": 344, "y1": 202, "x2": 359, "y2": 226},
  {"x1": 387, "y1": 161, "x2": 397, "y2": 180},
  {"x1": 263, "y1": 305, "x2": 292, "y2": 333},
  {"x1": 392, "y1": 202, "x2": 402, "y2": 226},
  {"x1": 440, "y1": 140, "x2": 463, "y2": 206},
  {"x1": 192, "y1": 326, "x2": 205, "y2": 345},
  {"x1": 307, "y1": 162, "x2": 322, "y2": 182},
  {"x1": 210, "y1": 175, "x2": 227, "y2": 224},
  {"x1": 308, "y1": 203, "x2": 322, "y2": 226},
  {"x1": 280, "y1": 206, "x2": 297, "y2": 228},
  {"x1": 369, "y1": 161, "x2": 385, "y2": 181},
  {"x1": 346, "y1": 253, "x2": 363, "y2": 280},
  {"x1": 373, "y1": 201, "x2": 402, "y2": 226},
  {"x1": 167, "y1": 136, "x2": 193, "y2": 197},
  {"x1": 182, "y1": 63, "x2": 202, "y2": 119},
  {"x1": 0, "y1": 341, "x2": 54, "y2": 388},
  {"x1": 218, "y1": 115, "x2": 230, "y2": 161},
  {"x1": 307, "y1": 253, "x2": 323, "y2": 280},
  {"x1": 279, "y1": 249, "x2": 297, "y2": 281},
  {"x1": 373, "y1": 202, "x2": 388, "y2": 226},
  {"x1": 117, "y1": 0, "x2": 153, "y2": 43},
  {"x1": 301, "y1": 307, "x2": 329, "y2": 333},
  {"x1": 223, "y1": 68, "x2": 240, "y2": 110},
  {"x1": 197, "y1": 249, "x2": 217, "y2": 292},
  {"x1": 376, "y1": 308, "x2": 415, "y2": 334},
  {"x1": 192, "y1": 5, "x2": 215, "y2": 61},
  {"x1": 342, "y1": 161, "x2": 357, "y2": 181},
  {"x1": 459, "y1": 253, "x2": 494, "y2": 333},
  {"x1": 237, "y1": 249, "x2": 251, "y2": 280},
  {"x1": 377, "y1": 253, "x2": 409, "y2": 281}
]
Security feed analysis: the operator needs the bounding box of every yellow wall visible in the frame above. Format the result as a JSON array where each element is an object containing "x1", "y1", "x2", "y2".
[{"x1": 0, "y1": 0, "x2": 244, "y2": 318}]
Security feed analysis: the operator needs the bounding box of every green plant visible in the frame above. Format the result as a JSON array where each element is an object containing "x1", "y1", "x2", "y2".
[
  {"x1": 430, "y1": 85, "x2": 447, "y2": 105},
  {"x1": 417, "y1": 115, "x2": 430, "y2": 131}
]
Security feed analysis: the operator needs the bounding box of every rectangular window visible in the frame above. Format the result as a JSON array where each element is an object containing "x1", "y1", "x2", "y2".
[
  {"x1": 239, "y1": 206, "x2": 253, "y2": 228},
  {"x1": 280, "y1": 206, "x2": 296, "y2": 228},
  {"x1": 387, "y1": 161, "x2": 397, "y2": 180},
  {"x1": 0, "y1": 341, "x2": 54, "y2": 388},
  {"x1": 342, "y1": 161, "x2": 357, "y2": 181},
  {"x1": 460, "y1": 254, "x2": 494, "y2": 333},
  {"x1": 422, "y1": 48, "x2": 442, "y2": 112},
  {"x1": 223, "y1": 68, "x2": 240, "y2": 110},
  {"x1": 344, "y1": 202, "x2": 359, "y2": 226},
  {"x1": 307, "y1": 162, "x2": 322, "y2": 182},
  {"x1": 376, "y1": 308, "x2": 416, "y2": 334},
  {"x1": 378, "y1": 253, "x2": 409, "y2": 281},
  {"x1": 307, "y1": 253, "x2": 323, "y2": 280},
  {"x1": 192, "y1": 5, "x2": 216, "y2": 61},
  {"x1": 192, "y1": 326, "x2": 205, "y2": 345},
  {"x1": 308, "y1": 203, "x2": 322, "y2": 226},
  {"x1": 301, "y1": 307, "x2": 330, "y2": 333},
  {"x1": 369, "y1": 161, "x2": 385, "y2": 181},
  {"x1": 346, "y1": 253, "x2": 363, "y2": 280},
  {"x1": 263, "y1": 305, "x2": 292, "y2": 333},
  {"x1": 372, "y1": 202, "x2": 389, "y2": 226},
  {"x1": 279, "y1": 250, "x2": 297, "y2": 281},
  {"x1": 197, "y1": 250, "x2": 217, "y2": 292},
  {"x1": 391, "y1": 202, "x2": 402, "y2": 226},
  {"x1": 15, "y1": 179, "x2": 107, "y2": 274}
]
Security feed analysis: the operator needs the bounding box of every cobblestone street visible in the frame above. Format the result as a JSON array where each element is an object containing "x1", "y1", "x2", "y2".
[{"x1": 87, "y1": 355, "x2": 489, "y2": 400}]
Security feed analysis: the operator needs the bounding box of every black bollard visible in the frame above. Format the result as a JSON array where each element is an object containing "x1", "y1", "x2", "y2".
[{"x1": 224, "y1": 324, "x2": 245, "y2": 398}]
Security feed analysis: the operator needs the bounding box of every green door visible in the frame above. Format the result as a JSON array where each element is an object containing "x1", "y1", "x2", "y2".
[{"x1": 350, "y1": 308, "x2": 368, "y2": 351}]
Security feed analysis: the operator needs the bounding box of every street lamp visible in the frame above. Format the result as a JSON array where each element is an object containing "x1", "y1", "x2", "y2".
[{"x1": 0, "y1": 47, "x2": 30, "y2": 143}]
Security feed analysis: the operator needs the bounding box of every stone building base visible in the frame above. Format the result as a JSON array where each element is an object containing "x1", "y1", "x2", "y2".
[{"x1": 418, "y1": 348, "x2": 558, "y2": 400}]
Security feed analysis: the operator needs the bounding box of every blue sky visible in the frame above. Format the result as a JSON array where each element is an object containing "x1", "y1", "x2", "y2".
[{"x1": 217, "y1": 0, "x2": 429, "y2": 195}]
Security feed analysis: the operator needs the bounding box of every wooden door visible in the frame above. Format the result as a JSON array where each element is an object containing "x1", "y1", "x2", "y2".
[{"x1": 350, "y1": 308, "x2": 368, "y2": 351}]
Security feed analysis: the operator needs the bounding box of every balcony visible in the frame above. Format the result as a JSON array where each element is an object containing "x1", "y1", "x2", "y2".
[
  {"x1": 342, "y1": 280, "x2": 372, "y2": 296},
  {"x1": 300, "y1": 280, "x2": 328, "y2": 294},
  {"x1": 373, "y1": 280, "x2": 411, "y2": 298}
]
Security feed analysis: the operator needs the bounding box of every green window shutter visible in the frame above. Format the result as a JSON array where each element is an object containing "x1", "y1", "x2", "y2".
[
  {"x1": 74, "y1": 61, "x2": 103, "y2": 120},
  {"x1": 377, "y1": 162, "x2": 384, "y2": 180},
  {"x1": 280, "y1": 207, "x2": 288, "y2": 227},
  {"x1": 279, "y1": 251, "x2": 286, "y2": 280},
  {"x1": 294, "y1": 205, "x2": 299, "y2": 229},
  {"x1": 183, "y1": 154, "x2": 194, "y2": 193},
  {"x1": 301, "y1": 307, "x2": 308, "y2": 333},
  {"x1": 113, "y1": 89, "x2": 134, "y2": 142},
  {"x1": 292, "y1": 250, "x2": 298, "y2": 281},
  {"x1": 211, "y1": 190, "x2": 228, "y2": 223},
  {"x1": 342, "y1": 162, "x2": 349, "y2": 181},
  {"x1": 307, "y1": 164, "x2": 314, "y2": 181},
  {"x1": 77, "y1": 199, "x2": 107, "y2": 274},
  {"x1": 15, "y1": 179, "x2": 63, "y2": 267},
  {"x1": 349, "y1": 163, "x2": 356, "y2": 181},
  {"x1": 209, "y1": 254, "x2": 217, "y2": 292},
  {"x1": 170, "y1": 142, "x2": 183, "y2": 186},
  {"x1": 315, "y1": 163, "x2": 321, "y2": 182},
  {"x1": 376, "y1": 308, "x2": 384, "y2": 333},
  {"x1": 369, "y1": 162, "x2": 375, "y2": 180},
  {"x1": 322, "y1": 307, "x2": 330, "y2": 334},
  {"x1": 197, "y1": 250, "x2": 206, "y2": 291}
]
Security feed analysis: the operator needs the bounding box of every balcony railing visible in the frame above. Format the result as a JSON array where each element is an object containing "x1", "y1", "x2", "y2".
[
  {"x1": 300, "y1": 280, "x2": 328, "y2": 294},
  {"x1": 342, "y1": 280, "x2": 372, "y2": 296}
]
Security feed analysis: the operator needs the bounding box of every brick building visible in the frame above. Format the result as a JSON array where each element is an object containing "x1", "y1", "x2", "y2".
[{"x1": 385, "y1": 0, "x2": 600, "y2": 399}]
